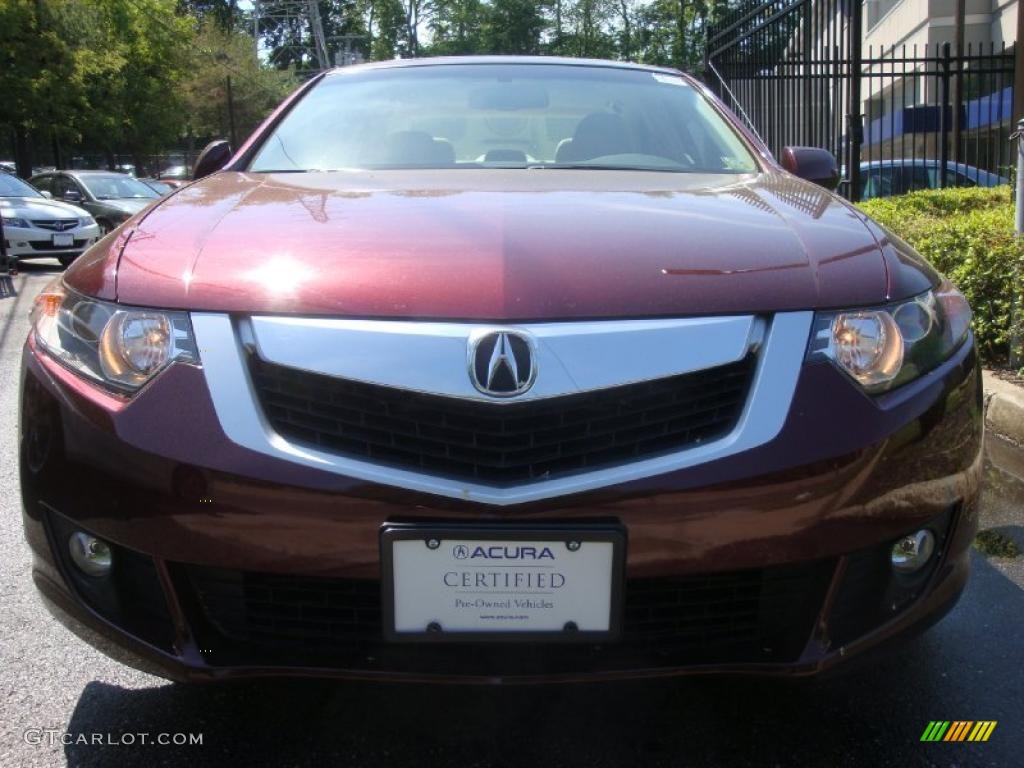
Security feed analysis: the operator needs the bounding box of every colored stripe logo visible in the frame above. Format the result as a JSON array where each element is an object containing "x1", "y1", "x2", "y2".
[{"x1": 921, "y1": 721, "x2": 997, "y2": 742}]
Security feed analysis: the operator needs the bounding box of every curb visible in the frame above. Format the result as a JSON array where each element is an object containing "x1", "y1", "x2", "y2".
[{"x1": 983, "y1": 370, "x2": 1024, "y2": 447}]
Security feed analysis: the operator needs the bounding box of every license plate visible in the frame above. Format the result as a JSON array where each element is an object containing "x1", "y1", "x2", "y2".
[
  {"x1": 381, "y1": 525, "x2": 625, "y2": 642},
  {"x1": 52, "y1": 233, "x2": 74, "y2": 247}
]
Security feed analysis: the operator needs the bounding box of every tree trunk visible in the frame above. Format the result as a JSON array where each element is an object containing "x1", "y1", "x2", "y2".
[
  {"x1": 51, "y1": 132, "x2": 62, "y2": 170},
  {"x1": 619, "y1": 0, "x2": 632, "y2": 61},
  {"x1": 14, "y1": 126, "x2": 32, "y2": 179},
  {"x1": 675, "y1": 0, "x2": 689, "y2": 70}
]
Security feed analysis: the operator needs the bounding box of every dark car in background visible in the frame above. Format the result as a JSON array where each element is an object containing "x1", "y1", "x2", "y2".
[
  {"x1": 858, "y1": 159, "x2": 1008, "y2": 199},
  {"x1": 138, "y1": 178, "x2": 175, "y2": 196},
  {"x1": 154, "y1": 165, "x2": 190, "y2": 189},
  {"x1": 29, "y1": 170, "x2": 160, "y2": 235},
  {"x1": 20, "y1": 58, "x2": 982, "y2": 684}
]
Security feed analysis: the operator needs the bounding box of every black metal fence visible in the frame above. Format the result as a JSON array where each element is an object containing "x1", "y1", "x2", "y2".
[{"x1": 704, "y1": 0, "x2": 1015, "y2": 201}]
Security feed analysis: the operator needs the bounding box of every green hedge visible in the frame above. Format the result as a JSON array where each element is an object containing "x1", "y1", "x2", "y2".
[{"x1": 858, "y1": 186, "x2": 1024, "y2": 364}]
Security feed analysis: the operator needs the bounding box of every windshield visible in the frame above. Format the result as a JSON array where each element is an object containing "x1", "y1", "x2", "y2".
[
  {"x1": 249, "y1": 64, "x2": 758, "y2": 174},
  {"x1": 0, "y1": 173, "x2": 42, "y2": 198},
  {"x1": 80, "y1": 174, "x2": 160, "y2": 200}
]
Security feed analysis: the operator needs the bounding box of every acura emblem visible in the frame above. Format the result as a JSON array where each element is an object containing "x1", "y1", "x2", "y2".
[{"x1": 469, "y1": 330, "x2": 536, "y2": 397}]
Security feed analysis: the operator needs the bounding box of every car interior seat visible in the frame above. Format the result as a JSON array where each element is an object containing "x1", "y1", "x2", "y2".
[
  {"x1": 377, "y1": 131, "x2": 456, "y2": 166},
  {"x1": 555, "y1": 113, "x2": 634, "y2": 163}
]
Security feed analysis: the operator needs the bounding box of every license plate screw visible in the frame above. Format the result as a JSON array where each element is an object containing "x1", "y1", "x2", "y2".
[
  {"x1": 427, "y1": 621, "x2": 443, "y2": 633},
  {"x1": 566, "y1": 540, "x2": 581, "y2": 552},
  {"x1": 426, "y1": 538, "x2": 440, "y2": 550}
]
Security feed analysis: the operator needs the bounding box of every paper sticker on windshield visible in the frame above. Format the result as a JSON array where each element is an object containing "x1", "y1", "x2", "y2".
[{"x1": 652, "y1": 74, "x2": 690, "y2": 87}]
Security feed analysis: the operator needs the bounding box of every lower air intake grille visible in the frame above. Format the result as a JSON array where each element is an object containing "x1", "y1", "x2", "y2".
[
  {"x1": 180, "y1": 562, "x2": 833, "y2": 675},
  {"x1": 249, "y1": 354, "x2": 756, "y2": 485}
]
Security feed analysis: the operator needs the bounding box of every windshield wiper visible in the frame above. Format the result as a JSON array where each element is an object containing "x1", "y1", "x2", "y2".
[{"x1": 531, "y1": 163, "x2": 686, "y2": 173}]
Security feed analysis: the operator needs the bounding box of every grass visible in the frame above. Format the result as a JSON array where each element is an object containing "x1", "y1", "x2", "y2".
[
  {"x1": 858, "y1": 186, "x2": 1024, "y2": 366},
  {"x1": 973, "y1": 528, "x2": 1022, "y2": 558}
]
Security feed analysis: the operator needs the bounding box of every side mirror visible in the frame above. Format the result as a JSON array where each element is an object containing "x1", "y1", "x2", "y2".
[
  {"x1": 192, "y1": 139, "x2": 232, "y2": 180},
  {"x1": 40, "y1": 190, "x2": 53, "y2": 199},
  {"x1": 64, "y1": 190, "x2": 82, "y2": 202},
  {"x1": 780, "y1": 146, "x2": 839, "y2": 191}
]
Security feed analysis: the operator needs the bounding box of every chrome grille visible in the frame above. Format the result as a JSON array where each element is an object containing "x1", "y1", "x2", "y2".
[
  {"x1": 249, "y1": 354, "x2": 757, "y2": 485},
  {"x1": 31, "y1": 218, "x2": 79, "y2": 231}
]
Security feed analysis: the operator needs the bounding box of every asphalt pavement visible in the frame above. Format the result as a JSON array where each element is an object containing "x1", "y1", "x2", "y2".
[{"x1": 1, "y1": 261, "x2": 1022, "y2": 768}]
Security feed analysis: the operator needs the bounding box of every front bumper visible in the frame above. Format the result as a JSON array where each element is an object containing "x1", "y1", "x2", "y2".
[
  {"x1": 19, "y1": 328, "x2": 983, "y2": 683},
  {"x1": 4, "y1": 225, "x2": 99, "y2": 260}
]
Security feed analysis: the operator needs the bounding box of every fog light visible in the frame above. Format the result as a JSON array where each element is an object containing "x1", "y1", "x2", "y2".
[
  {"x1": 68, "y1": 532, "x2": 113, "y2": 577},
  {"x1": 891, "y1": 529, "x2": 935, "y2": 574}
]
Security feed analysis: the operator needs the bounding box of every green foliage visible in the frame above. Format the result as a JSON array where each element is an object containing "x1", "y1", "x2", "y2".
[
  {"x1": 974, "y1": 529, "x2": 1021, "y2": 558},
  {"x1": 290, "y1": 0, "x2": 720, "y2": 68},
  {"x1": 1, "y1": 0, "x2": 302, "y2": 170},
  {"x1": 0, "y1": 0, "x2": 195, "y2": 169},
  {"x1": 859, "y1": 187, "x2": 1024, "y2": 364},
  {"x1": 427, "y1": 0, "x2": 486, "y2": 55},
  {"x1": 181, "y1": 24, "x2": 299, "y2": 143},
  {"x1": 480, "y1": 0, "x2": 546, "y2": 53}
]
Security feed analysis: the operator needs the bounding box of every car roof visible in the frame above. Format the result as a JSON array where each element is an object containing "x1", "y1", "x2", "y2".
[
  {"x1": 323, "y1": 55, "x2": 686, "y2": 79},
  {"x1": 30, "y1": 169, "x2": 128, "y2": 178},
  {"x1": 63, "y1": 170, "x2": 131, "y2": 176},
  {"x1": 860, "y1": 159, "x2": 981, "y2": 169}
]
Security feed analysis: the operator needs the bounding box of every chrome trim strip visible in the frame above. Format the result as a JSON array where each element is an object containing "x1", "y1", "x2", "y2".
[
  {"x1": 192, "y1": 312, "x2": 813, "y2": 505},
  {"x1": 244, "y1": 315, "x2": 762, "y2": 402}
]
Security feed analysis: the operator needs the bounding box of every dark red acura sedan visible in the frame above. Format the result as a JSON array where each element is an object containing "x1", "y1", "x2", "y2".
[{"x1": 20, "y1": 57, "x2": 982, "y2": 683}]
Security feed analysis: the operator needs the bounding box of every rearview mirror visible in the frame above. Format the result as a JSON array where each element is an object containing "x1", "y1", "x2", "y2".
[
  {"x1": 64, "y1": 190, "x2": 82, "y2": 202},
  {"x1": 780, "y1": 147, "x2": 839, "y2": 190},
  {"x1": 192, "y1": 139, "x2": 232, "y2": 180},
  {"x1": 469, "y1": 84, "x2": 549, "y2": 111}
]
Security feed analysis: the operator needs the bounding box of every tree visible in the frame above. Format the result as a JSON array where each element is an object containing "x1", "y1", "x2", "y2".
[
  {"x1": 85, "y1": 0, "x2": 196, "y2": 171},
  {"x1": 0, "y1": 0, "x2": 93, "y2": 175},
  {"x1": 481, "y1": 0, "x2": 544, "y2": 54},
  {"x1": 426, "y1": 0, "x2": 485, "y2": 56},
  {"x1": 360, "y1": 0, "x2": 406, "y2": 60},
  {"x1": 258, "y1": 0, "x2": 367, "y2": 70},
  {"x1": 554, "y1": 0, "x2": 617, "y2": 58},
  {"x1": 178, "y1": 0, "x2": 239, "y2": 30},
  {"x1": 181, "y1": 24, "x2": 299, "y2": 148},
  {"x1": 0, "y1": 0, "x2": 194, "y2": 175}
]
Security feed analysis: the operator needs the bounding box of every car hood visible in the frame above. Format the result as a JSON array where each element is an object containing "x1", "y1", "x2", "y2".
[
  {"x1": 85, "y1": 170, "x2": 899, "y2": 318},
  {"x1": 0, "y1": 196, "x2": 89, "y2": 219}
]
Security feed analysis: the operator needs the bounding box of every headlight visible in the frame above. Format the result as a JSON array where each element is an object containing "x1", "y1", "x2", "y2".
[
  {"x1": 30, "y1": 282, "x2": 197, "y2": 393},
  {"x1": 807, "y1": 279, "x2": 971, "y2": 393},
  {"x1": 2, "y1": 215, "x2": 31, "y2": 228},
  {"x1": 80, "y1": 216, "x2": 95, "y2": 227}
]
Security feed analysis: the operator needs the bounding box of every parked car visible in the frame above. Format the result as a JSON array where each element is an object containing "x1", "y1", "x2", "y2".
[
  {"x1": 858, "y1": 159, "x2": 1008, "y2": 199},
  {"x1": 137, "y1": 178, "x2": 175, "y2": 195},
  {"x1": 28, "y1": 170, "x2": 160, "y2": 235},
  {"x1": 21, "y1": 58, "x2": 982, "y2": 684},
  {"x1": 0, "y1": 172, "x2": 99, "y2": 268},
  {"x1": 155, "y1": 165, "x2": 190, "y2": 188}
]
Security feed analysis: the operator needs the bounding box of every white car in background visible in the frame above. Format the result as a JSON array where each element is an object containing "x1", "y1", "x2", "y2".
[{"x1": 0, "y1": 172, "x2": 100, "y2": 268}]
